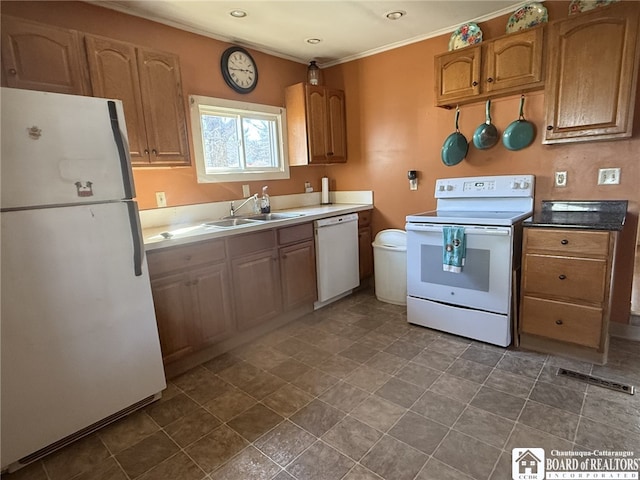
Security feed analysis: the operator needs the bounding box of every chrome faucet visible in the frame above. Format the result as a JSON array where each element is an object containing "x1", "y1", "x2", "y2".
[{"x1": 229, "y1": 194, "x2": 258, "y2": 217}]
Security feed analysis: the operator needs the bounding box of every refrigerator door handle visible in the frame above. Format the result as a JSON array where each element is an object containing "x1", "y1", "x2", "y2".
[
  {"x1": 108, "y1": 101, "x2": 135, "y2": 199},
  {"x1": 127, "y1": 201, "x2": 144, "y2": 277}
]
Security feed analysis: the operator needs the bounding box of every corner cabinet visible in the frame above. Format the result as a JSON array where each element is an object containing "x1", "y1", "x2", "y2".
[
  {"x1": 285, "y1": 82, "x2": 347, "y2": 165},
  {"x1": 85, "y1": 35, "x2": 190, "y2": 166},
  {"x1": 543, "y1": 2, "x2": 640, "y2": 144},
  {"x1": 1, "y1": 16, "x2": 90, "y2": 95},
  {"x1": 435, "y1": 26, "x2": 544, "y2": 108},
  {"x1": 519, "y1": 228, "x2": 617, "y2": 364}
]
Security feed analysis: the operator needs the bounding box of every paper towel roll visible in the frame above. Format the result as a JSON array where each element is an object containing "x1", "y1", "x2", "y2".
[{"x1": 321, "y1": 177, "x2": 330, "y2": 204}]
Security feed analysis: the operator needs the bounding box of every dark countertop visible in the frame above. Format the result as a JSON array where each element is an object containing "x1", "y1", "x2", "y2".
[{"x1": 523, "y1": 200, "x2": 628, "y2": 231}]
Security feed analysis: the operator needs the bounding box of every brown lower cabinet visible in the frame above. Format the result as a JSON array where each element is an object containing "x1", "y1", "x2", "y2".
[
  {"x1": 519, "y1": 227, "x2": 616, "y2": 364},
  {"x1": 147, "y1": 222, "x2": 316, "y2": 371},
  {"x1": 358, "y1": 209, "x2": 374, "y2": 280}
]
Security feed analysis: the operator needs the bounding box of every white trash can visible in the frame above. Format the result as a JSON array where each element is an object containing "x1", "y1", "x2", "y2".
[{"x1": 372, "y1": 229, "x2": 407, "y2": 305}]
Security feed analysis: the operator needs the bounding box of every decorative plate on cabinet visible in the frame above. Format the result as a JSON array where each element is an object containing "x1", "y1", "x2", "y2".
[
  {"x1": 448, "y1": 23, "x2": 483, "y2": 50},
  {"x1": 506, "y1": 2, "x2": 548, "y2": 33},
  {"x1": 569, "y1": 0, "x2": 618, "y2": 15}
]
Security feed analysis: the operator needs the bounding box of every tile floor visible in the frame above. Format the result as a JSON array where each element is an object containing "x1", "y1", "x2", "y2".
[{"x1": 4, "y1": 288, "x2": 640, "y2": 480}]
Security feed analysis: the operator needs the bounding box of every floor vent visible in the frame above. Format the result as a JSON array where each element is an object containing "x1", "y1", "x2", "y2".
[{"x1": 557, "y1": 368, "x2": 635, "y2": 395}]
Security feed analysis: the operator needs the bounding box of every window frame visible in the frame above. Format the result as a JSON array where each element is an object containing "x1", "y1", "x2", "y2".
[{"x1": 189, "y1": 95, "x2": 290, "y2": 183}]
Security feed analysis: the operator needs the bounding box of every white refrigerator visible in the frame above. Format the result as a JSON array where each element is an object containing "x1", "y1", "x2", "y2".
[{"x1": 0, "y1": 88, "x2": 166, "y2": 471}]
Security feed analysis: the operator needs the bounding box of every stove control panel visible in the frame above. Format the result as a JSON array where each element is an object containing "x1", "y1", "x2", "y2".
[{"x1": 435, "y1": 175, "x2": 535, "y2": 198}]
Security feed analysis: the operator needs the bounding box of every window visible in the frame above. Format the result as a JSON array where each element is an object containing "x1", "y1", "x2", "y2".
[{"x1": 190, "y1": 95, "x2": 289, "y2": 183}]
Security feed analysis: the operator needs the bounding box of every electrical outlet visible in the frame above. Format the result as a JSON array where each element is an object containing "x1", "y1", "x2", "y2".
[
  {"x1": 555, "y1": 171, "x2": 567, "y2": 187},
  {"x1": 597, "y1": 168, "x2": 621, "y2": 185},
  {"x1": 242, "y1": 184, "x2": 251, "y2": 197},
  {"x1": 155, "y1": 191, "x2": 167, "y2": 208}
]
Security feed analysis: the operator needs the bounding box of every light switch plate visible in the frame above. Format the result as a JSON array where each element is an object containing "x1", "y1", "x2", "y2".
[
  {"x1": 242, "y1": 184, "x2": 251, "y2": 197},
  {"x1": 598, "y1": 168, "x2": 621, "y2": 185},
  {"x1": 555, "y1": 171, "x2": 567, "y2": 187}
]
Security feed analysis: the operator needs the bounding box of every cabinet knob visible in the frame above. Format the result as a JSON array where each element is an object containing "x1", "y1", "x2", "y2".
[
  {"x1": 558, "y1": 274, "x2": 567, "y2": 280},
  {"x1": 546, "y1": 125, "x2": 553, "y2": 131},
  {"x1": 555, "y1": 319, "x2": 563, "y2": 325},
  {"x1": 487, "y1": 77, "x2": 494, "y2": 83},
  {"x1": 144, "y1": 149, "x2": 150, "y2": 155},
  {"x1": 8, "y1": 68, "x2": 17, "y2": 76},
  {"x1": 152, "y1": 149, "x2": 158, "y2": 155},
  {"x1": 560, "y1": 239, "x2": 569, "y2": 245},
  {"x1": 472, "y1": 81, "x2": 478, "y2": 87}
]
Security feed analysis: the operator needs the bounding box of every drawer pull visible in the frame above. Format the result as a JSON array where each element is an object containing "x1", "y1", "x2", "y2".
[
  {"x1": 555, "y1": 319, "x2": 563, "y2": 325},
  {"x1": 560, "y1": 239, "x2": 569, "y2": 245},
  {"x1": 558, "y1": 274, "x2": 567, "y2": 280}
]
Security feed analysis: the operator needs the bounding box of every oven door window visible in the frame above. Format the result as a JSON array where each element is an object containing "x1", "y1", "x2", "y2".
[{"x1": 406, "y1": 224, "x2": 513, "y2": 314}]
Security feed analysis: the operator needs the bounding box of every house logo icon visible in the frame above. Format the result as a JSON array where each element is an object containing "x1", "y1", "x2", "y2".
[{"x1": 512, "y1": 448, "x2": 545, "y2": 480}]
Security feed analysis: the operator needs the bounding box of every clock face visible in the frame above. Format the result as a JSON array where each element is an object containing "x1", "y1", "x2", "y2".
[{"x1": 221, "y1": 47, "x2": 258, "y2": 93}]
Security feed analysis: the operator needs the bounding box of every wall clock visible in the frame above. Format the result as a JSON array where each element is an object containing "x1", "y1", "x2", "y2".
[{"x1": 221, "y1": 46, "x2": 258, "y2": 94}]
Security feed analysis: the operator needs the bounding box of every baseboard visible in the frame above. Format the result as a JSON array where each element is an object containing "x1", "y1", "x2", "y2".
[{"x1": 609, "y1": 321, "x2": 640, "y2": 341}]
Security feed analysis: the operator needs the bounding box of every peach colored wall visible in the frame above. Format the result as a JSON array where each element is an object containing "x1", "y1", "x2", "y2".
[
  {"x1": 324, "y1": 2, "x2": 639, "y2": 233},
  {"x1": 321, "y1": 1, "x2": 640, "y2": 322},
  {"x1": 1, "y1": 1, "x2": 329, "y2": 210},
  {"x1": 3, "y1": 1, "x2": 638, "y2": 320}
]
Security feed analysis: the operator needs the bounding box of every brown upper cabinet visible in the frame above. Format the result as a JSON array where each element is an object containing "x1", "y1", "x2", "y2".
[
  {"x1": 85, "y1": 35, "x2": 190, "y2": 166},
  {"x1": 435, "y1": 26, "x2": 544, "y2": 108},
  {"x1": 543, "y1": 2, "x2": 640, "y2": 144},
  {"x1": 1, "y1": 16, "x2": 90, "y2": 95},
  {"x1": 285, "y1": 83, "x2": 347, "y2": 165}
]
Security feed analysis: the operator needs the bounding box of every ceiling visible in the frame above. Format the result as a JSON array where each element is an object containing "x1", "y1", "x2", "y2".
[{"x1": 93, "y1": 1, "x2": 529, "y2": 66}]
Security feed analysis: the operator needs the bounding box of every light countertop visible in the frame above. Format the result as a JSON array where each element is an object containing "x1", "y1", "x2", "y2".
[{"x1": 143, "y1": 202, "x2": 373, "y2": 251}]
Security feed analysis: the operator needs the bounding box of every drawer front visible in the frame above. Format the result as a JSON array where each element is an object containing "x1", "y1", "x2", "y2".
[
  {"x1": 278, "y1": 222, "x2": 313, "y2": 245},
  {"x1": 523, "y1": 254, "x2": 607, "y2": 303},
  {"x1": 521, "y1": 296, "x2": 603, "y2": 349},
  {"x1": 228, "y1": 229, "x2": 276, "y2": 257},
  {"x1": 358, "y1": 209, "x2": 372, "y2": 227},
  {"x1": 148, "y1": 239, "x2": 226, "y2": 277},
  {"x1": 525, "y1": 228, "x2": 610, "y2": 257}
]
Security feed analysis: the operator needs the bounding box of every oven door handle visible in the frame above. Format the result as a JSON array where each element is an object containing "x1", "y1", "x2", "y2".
[{"x1": 405, "y1": 224, "x2": 511, "y2": 236}]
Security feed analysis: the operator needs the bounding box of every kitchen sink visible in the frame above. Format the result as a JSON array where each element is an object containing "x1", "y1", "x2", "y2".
[
  {"x1": 203, "y1": 218, "x2": 261, "y2": 228},
  {"x1": 245, "y1": 212, "x2": 305, "y2": 221}
]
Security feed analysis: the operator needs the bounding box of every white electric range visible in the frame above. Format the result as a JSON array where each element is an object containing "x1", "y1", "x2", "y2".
[{"x1": 405, "y1": 175, "x2": 535, "y2": 347}]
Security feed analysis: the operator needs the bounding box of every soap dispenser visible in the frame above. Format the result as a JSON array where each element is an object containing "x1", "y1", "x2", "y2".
[{"x1": 260, "y1": 186, "x2": 270, "y2": 213}]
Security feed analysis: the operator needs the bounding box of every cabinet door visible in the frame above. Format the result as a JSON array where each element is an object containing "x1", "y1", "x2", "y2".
[
  {"x1": 1, "y1": 16, "x2": 89, "y2": 95},
  {"x1": 358, "y1": 226, "x2": 374, "y2": 280},
  {"x1": 435, "y1": 46, "x2": 481, "y2": 105},
  {"x1": 544, "y1": 2, "x2": 640, "y2": 143},
  {"x1": 305, "y1": 85, "x2": 329, "y2": 163},
  {"x1": 150, "y1": 271, "x2": 197, "y2": 365},
  {"x1": 280, "y1": 240, "x2": 317, "y2": 311},
  {"x1": 85, "y1": 35, "x2": 149, "y2": 164},
  {"x1": 137, "y1": 49, "x2": 190, "y2": 165},
  {"x1": 326, "y1": 89, "x2": 347, "y2": 163},
  {"x1": 232, "y1": 250, "x2": 282, "y2": 330},
  {"x1": 484, "y1": 27, "x2": 544, "y2": 93},
  {"x1": 191, "y1": 263, "x2": 235, "y2": 345}
]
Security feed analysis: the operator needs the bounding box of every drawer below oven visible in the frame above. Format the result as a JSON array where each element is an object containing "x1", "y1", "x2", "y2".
[{"x1": 520, "y1": 296, "x2": 603, "y2": 349}]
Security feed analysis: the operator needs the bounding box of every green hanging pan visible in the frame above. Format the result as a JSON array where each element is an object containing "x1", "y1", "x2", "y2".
[
  {"x1": 502, "y1": 95, "x2": 535, "y2": 151},
  {"x1": 441, "y1": 107, "x2": 468, "y2": 166},
  {"x1": 472, "y1": 99, "x2": 499, "y2": 150}
]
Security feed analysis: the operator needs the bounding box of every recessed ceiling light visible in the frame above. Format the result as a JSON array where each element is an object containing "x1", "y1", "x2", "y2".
[
  {"x1": 229, "y1": 10, "x2": 247, "y2": 18},
  {"x1": 386, "y1": 10, "x2": 406, "y2": 20},
  {"x1": 306, "y1": 38, "x2": 322, "y2": 45}
]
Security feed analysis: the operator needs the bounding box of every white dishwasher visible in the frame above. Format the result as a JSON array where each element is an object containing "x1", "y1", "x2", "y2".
[{"x1": 314, "y1": 213, "x2": 360, "y2": 309}]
